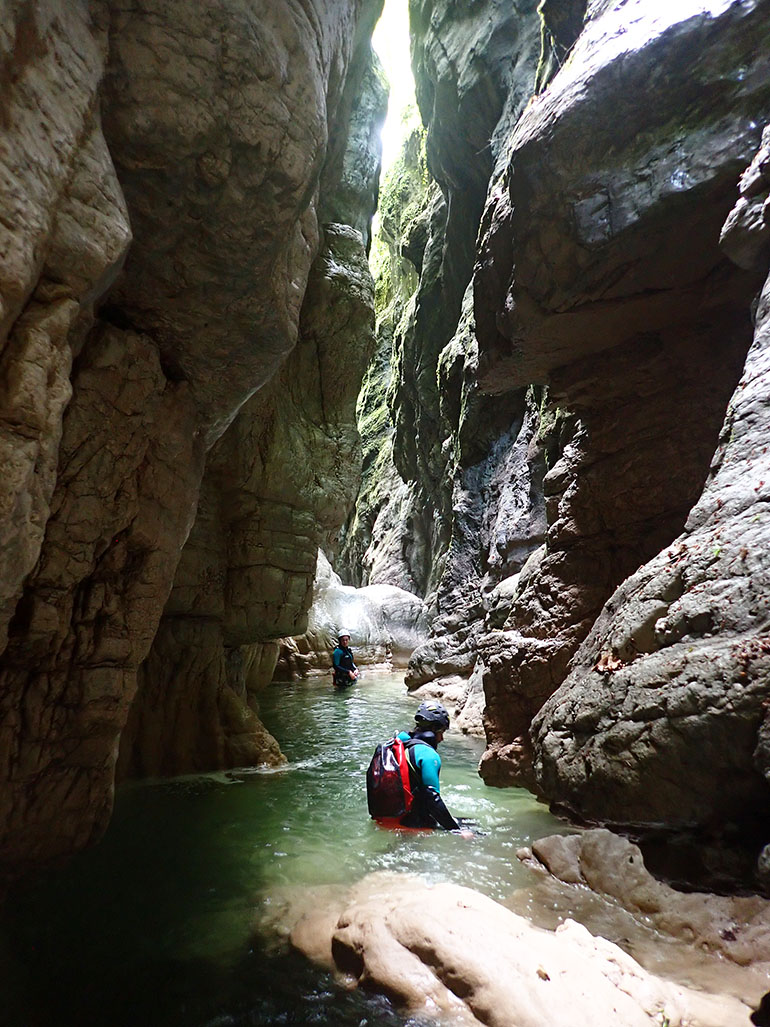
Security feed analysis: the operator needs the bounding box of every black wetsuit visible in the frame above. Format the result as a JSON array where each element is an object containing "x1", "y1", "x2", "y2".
[{"x1": 332, "y1": 644, "x2": 357, "y2": 687}]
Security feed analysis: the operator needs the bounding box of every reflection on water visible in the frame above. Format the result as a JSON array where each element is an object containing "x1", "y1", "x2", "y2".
[{"x1": 0, "y1": 672, "x2": 568, "y2": 1027}]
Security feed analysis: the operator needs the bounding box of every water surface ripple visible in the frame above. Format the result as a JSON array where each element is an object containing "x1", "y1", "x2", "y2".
[{"x1": 0, "y1": 672, "x2": 568, "y2": 1027}]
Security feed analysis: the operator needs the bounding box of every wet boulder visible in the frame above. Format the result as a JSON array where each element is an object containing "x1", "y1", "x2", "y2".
[
  {"x1": 289, "y1": 871, "x2": 751, "y2": 1027},
  {"x1": 521, "y1": 829, "x2": 770, "y2": 970}
]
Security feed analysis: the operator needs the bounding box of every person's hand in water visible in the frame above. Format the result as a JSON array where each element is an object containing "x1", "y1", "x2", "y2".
[{"x1": 454, "y1": 818, "x2": 483, "y2": 840}]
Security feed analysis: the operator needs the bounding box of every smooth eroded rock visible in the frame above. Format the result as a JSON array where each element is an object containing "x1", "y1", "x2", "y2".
[
  {"x1": 278, "y1": 550, "x2": 428, "y2": 676},
  {"x1": 289, "y1": 871, "x2": 750, "y2": 1027}
]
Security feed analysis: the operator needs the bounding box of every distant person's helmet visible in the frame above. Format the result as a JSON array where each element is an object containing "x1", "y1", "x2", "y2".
[{"x1": 414, "y1": 700, "x2": 450, "y2": 732}]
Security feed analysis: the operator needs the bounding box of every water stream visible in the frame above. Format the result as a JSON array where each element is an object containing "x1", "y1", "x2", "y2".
[{"x1": 0, "y1": 672, "x2": 581, "y2": 1026}]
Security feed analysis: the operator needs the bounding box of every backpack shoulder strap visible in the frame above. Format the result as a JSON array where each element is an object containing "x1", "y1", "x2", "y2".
[
  {"x1": 403, "y1": 736, "x2": 424, "y2": 772},
  {"x1": 389, "y1": 735, "x2": 413, "y2": 805}
]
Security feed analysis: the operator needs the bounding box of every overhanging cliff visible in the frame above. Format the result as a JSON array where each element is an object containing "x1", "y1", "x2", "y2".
[{"x1": 0, "y1": 0, "x2": 384, "y2": 882}]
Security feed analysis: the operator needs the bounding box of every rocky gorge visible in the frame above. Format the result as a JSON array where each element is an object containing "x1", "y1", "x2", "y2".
[
  {"x1": 2, "y1": 0, "x2": 770, "y2": 1023},
  {"x1": 340, "y1": 0, "x2": 770, "y2": 887}
]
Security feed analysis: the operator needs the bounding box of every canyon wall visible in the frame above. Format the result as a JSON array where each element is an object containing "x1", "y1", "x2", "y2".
[
  {"x1": 4, "y1": 0, "x2": 770, "y2": 888},
  {"x1": 344, "y1": 0, "x2": 770, "y2": 852},
  {"x1": 341, "y1": 0, "x2": 547, "y2": 649},
  {"x1": 532, "y1": 128, "x2": 770, "y2": 832},
  {"x1": 472, "y1": 0, "x2": 769, "y2": 798},
  {"x1": 118, "y1": 55, "x2": 386, "y2": 778},
  {"x1": 0, "y1": 0, "x2": 383, "y2": 881}
]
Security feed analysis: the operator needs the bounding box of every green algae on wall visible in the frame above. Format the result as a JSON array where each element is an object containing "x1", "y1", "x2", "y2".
[{"x1": 338, "y1": 117, "x2": 436, "y2": 590}]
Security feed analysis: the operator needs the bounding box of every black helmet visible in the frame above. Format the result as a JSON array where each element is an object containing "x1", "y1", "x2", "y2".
[{"x1": 414, "y1": 700, "x2": 450, "y2": 731}]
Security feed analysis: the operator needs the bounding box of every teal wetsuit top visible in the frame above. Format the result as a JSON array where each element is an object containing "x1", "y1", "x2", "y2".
[
  {"x1": 397, "y1": 731, "x2": 441, "y2": 791},
  {"x1": 333, "y1": 644, "x2": 357, "y2": 685},
  {"x1": 396, "y1": 729, "x2": 458, "y2": 829}
]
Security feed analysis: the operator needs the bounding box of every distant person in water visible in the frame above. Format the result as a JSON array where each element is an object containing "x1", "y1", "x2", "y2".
[
  {"x1": 332, "y1": 630, "x2": 359, "y2": 687},
  {"x1": 397, "y1": 700, "x2": 463, "y2": 831}
]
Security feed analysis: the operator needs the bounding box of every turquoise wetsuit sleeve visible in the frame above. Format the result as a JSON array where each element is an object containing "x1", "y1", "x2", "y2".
[
  {"x1": 414, "y1": 747, "x2": 442, "y2": 792},
  {"x1": 333, "y1": 648, "x2": 342, "y2": 669}
]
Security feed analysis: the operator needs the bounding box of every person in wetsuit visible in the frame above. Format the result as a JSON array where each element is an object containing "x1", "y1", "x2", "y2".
[
  {"x1": 332, "y1": 630, "x2": 359, "y2": 687},
  {"x1": 397, "y1": 700, "x2": 462, "y2": 831}
]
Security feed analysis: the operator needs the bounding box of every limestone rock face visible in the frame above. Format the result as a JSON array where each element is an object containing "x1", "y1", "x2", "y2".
[
  {"x1": 340, "y1": 0, "x2": 545, "y2": 704},
  {"x1": 0, "y1": 4, "x2": 130, "y2": 654},
  {"x1": 120, "y1": 53, "x2": 387, "y2": 778},
  {"x1": 338, "y1": 122, "x2": 433, "y2": 593},
  {"x1": 469, "y1": 0, "x2": 770, "y2": 787},
  {"x1": 0, "y1": 0, "x2": 383, "y2": 879},
  {"x1": 119, "y1": 215, "x2": 379, "y2": 777},
  {"x1": 523, "y1": 830, "x2": 770, "y2": 969},
  {"x1": 277, "y1": 551, "x2": 428, "y2": 678},
  {"x1": 404, "y1": 379, "x2": 547, "y2": 697},
  {"x1": 0, "y1": 0, "x2": 185, "y2": 881},
  {"x1": 389, "y1": 1, "x2": 543, "y2": 604},
  {"x1": 289, "y1": 871, "x2": 750, "y2": 1027},
  {"x1": 101, "y1": 0, "x2": 378, "y2": 440},
  {"x1": 345, "y1": 0, "x2": 770, "y2": 851},
  {"x1": 531, "y1": 129, "x2": 770, "y2": 829}
]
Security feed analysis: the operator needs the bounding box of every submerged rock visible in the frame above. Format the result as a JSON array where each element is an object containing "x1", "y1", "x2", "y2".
[
  {"x1": 289, "y1": 871, "x2": 750, "y2": 1027},
  {"x1": 521, "y1": 829, "x2": 770, "y2": 970}
]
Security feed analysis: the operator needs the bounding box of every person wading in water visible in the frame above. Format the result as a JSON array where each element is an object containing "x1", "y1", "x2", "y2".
[
  {"x1": 332, "y1": 630, "x2": 359, "y2": 688},
  {"x1": 397, "y1": 700, "x2": 467, "y2": 831}
]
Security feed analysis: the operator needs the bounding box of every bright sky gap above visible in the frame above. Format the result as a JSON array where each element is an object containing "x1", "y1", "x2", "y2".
[{"x1": 372, "y1": 0, "x2": 417, "y2": 174}]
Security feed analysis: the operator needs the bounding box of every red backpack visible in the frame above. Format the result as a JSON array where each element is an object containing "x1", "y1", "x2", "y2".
[{"x1": 366, "y1": 735, "x2": 415, "y2": 818}]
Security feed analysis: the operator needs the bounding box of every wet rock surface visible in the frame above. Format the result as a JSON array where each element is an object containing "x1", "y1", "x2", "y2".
[
  {"x1": 532, "y1": 126, "x2": 770, "y2": 831},
  {"x1": 340, "y1": 0, "x2": 546, "y2": 708},
  {"x1": 0, "y1": 0, "x2": 383, "y2": 878},
  {"x1": 6, "y1": 0, "x2": 770, "y2": 928},
  {"x1": 276, "y1": 551, "x2": 428, "y2": 677},
  {"x1": 344, "y1": 0, "x2": 770, "y2": 842},
  {"x1": 473, "y1": 0, "x2": 769, "y2": 788},
  {"x1": 120, "y1": 204, "x2": 383, "y2": 777},
  {"x1": 288, "y1": 871, "x2": 751, "y2": 1027},
  {"x1": 337, "y1": 121, "x2": 434, "y2": 594},
  {"x1": 521, "y1": 829, "x2": 770, "y2": 970}
]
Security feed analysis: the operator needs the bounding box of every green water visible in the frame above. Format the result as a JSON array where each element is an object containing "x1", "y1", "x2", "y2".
[{"x1": 0, "y1": 672, "x2": 568, "y2": 1027}]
